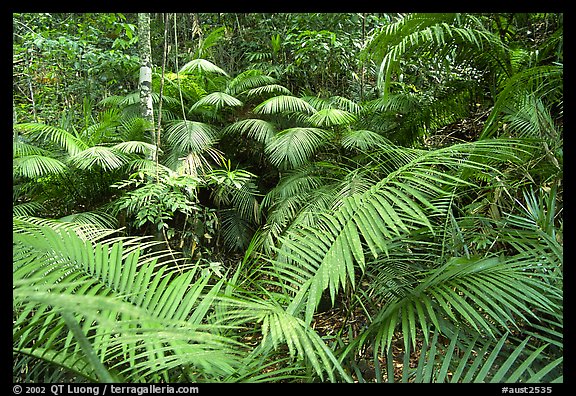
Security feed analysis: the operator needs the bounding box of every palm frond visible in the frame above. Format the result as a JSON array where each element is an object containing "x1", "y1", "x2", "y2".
[
  {"x1": 112, "y1": 141, "x2": 159, "y2": 156},
  {"x1": 480, "y1": 65, "x2": 563, "y2": 139},
  {"x1": 14, "y1": 123, "x2": 88, "y2": 156},
  {"x1": 341, "y1": 129, "x2": 392, "y2": 151},
  {"x1": 223, "y1": 118, "x2": 276, "y2": 145},
  {"x1": 13, "y1": 141, "x2": 53, "y2": 157},
  {"x1": 243, "y1": 84, "x2": 292, "y2": 99},
  {"x1": 254, "y1": 95, "x2": 318, "y2": 115},
  {"x1": 307, "y1": 108, "x2": 357, "y2": 127},
  {"x1": 165, "y1": 120, "x2": 219, "y2": 153},
  {"x1": 215, "y1": 296, "x2": 352, "y2": 382},
  {"x1": 13, "y1": 220, "x2": 246, "y2": 382},
  {"x1": 265, "y1": 127, "x2": 331, "y2": 169},
  {"x1": 13, "y1": 155, "x2": 67, "y2": 178},
  {"x1": 13, "y1": 201, "x2": 45, "y2": 217},
  {"x1": 389, "y1": 329, "x2": 562, "y2": 383},
  {"x1": 190, "y1": 92, "x2": 243, "y2": 111},
  {"x1": 179, "y1": 58, "x2": 229, "y2": 77},
  {"x1": 368, "y1": 13, "x2": 503, "y2": 98},
  {"x1": 270, "y1": 139, "x2": 534, "y2": 324},
  {"x1": 58, "y1": 210, "x2": 118, "y2": 229},
  {"x1": 226, "y1": 70, "x2": 281, "y2": 97},
  {"x1": 70, "y1": 146, "x2": 129, "y2": 171}
]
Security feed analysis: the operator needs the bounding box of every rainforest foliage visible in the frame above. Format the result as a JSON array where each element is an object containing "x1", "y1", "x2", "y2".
[{"x1": 13, "y1": 12, "x2": 563, "y2": 383}]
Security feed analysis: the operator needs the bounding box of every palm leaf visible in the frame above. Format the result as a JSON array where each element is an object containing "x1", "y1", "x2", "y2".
[
  {"x1": 70, "y1": 146, "x2": 129, "y2": 171},
  {"x1": 215, "y1": 296, "x2": 352, "y2": 382},
  {"x1": 307, "y1": 108, "x2": 356, "y2": 127},
  {"x1": 13, "y1": 219, "x2": 246, "y2": 382},
  {"x1": 223, "y1": 118, "x2": 276, "y2": 145},
  {"x1": 243, "y1": 84, "x2": 292, "y2": 98},
  {"x1": 190, "y1": 92, "x2": 243, "y2": 111},
  {"x1": 13, "y1": 155, "x2": 67, "y2": 178},
  {"x1": 368, "y1": 13, "x2": 503, "y2": 99},
  {"x1": 14, "y1": 123, "x2": 88, "y2": 156},
  {"x1": 480, "y1": 65, "x2": 563, "y2": 139},
  {"x1": 112, "y1": 141, "x2": 159, "y2": 156},
  {"x1": 254, "y1": 95, "x2": 318, "y2": 115},
  {"x1": 265, "y1": 127, "x2": 331, "y2": 169},
  {"x1": 13, "y1": 201, "x2": 45, "y2": 217},
  {"x1": 341, "y1": 129, "x2": 392, "y2": 151},
  {"x1": 165, "y1": 120, "x2": 219, "y2": 153},
  {"x1": 405, "y1": 330, "x2": 562, "y2": 383},
  {"x1": 226, "y1": 70, "x2": 282, "y2": 97},
  {"x1": 271, "y1": 139, "x2": 534, "y2": 324},
  {"x1": 179, "y1": 58, "x2": 229, "y2": 77}
]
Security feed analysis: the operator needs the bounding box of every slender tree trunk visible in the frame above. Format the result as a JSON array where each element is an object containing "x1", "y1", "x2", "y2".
[
  {"x1": 13, "y1": 98, "x2": 17, "y2": 140},
  {"x1": 138, "y1": 13, "x2": 156, "y2": 157},
  {"x1": 138, "y1": 13, "x2": 164, "y2": 245}
]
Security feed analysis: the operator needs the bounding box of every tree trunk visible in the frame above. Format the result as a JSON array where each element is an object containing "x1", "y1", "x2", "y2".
[{"x1": 138, "y1": 13, "x2": 156, "y2": 155}]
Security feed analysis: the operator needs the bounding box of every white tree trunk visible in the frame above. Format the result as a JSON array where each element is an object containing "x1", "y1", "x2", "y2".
[{"x1": 138, "y1": 13, "x2": 156, "y2": 153}]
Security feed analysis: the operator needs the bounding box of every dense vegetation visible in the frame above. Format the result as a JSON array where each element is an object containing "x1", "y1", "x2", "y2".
[{"x1": 13, "y1": 13, "x2": 563, "y2": 383}]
